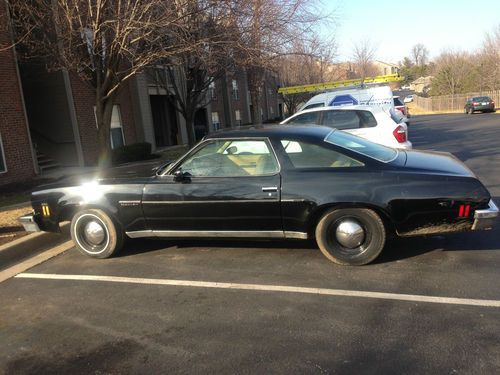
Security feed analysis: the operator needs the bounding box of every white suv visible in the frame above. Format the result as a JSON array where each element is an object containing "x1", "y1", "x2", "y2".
[{"x1": 280, "y1": 106, "x2": 412, "y2": 149}]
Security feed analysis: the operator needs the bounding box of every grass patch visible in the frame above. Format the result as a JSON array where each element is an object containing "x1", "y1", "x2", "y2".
[{"x1": 0, "y1": 193, "x2": 30, "y2": 209}]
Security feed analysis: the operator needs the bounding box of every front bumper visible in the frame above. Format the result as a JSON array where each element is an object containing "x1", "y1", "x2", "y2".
[
  {"x1": 472, "y1": 200, "x2": 499, "y2": 230},
  {"x1": 19, "y1": 214, "x2": 41, "y2": 232}
]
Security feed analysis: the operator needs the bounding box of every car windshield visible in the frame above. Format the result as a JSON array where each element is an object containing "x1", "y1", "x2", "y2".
[{"x1": 325, "y1": 130, "x2": 398, "y2": 162}]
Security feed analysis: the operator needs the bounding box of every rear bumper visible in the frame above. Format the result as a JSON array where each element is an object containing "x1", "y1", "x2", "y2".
[
  {"x1": 472, "y1": 105, "x2": 495, "y2": 111},
  {"x1": 472, "y1": 200, "x2": 498, "y2": 230},
  {"x1": 19, "y1": 214, "x2": 41, "y2": 232}
]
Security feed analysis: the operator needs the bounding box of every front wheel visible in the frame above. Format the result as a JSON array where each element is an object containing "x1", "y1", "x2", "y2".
[
  {"x1": 70, "y1": 209, "x2": 123, "y2": 259},
  {"x1": 315, "y1": 208, "x2": 386, "y2": 266}
]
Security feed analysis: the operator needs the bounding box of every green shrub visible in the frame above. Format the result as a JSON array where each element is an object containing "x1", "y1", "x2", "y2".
[{"x1": 111, "y1": 142, "x2": 154, "y2": 165}]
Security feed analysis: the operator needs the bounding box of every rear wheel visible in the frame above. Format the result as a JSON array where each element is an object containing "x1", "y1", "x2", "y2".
[
  {"x1": 70, "y1": 209, "x2": 123, "y2": 259},
  {"x1": 315, "y1": 208, "x2": 386, "y2": 266}
]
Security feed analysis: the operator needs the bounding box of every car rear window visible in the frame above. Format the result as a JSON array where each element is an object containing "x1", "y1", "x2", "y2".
[
  {"x1": 472, "y1": 96, "x2": 491, "y2": 102},
  {"x1": 393, "y1": 97, "x2": 404, "y2": 106},
  {"x1": 325, "y1": 130, "x2": 398, "y2": 163},
  {"x1": 321, "y1": 110, "x2": 377, "y2": 129},
  {"x1": 285, "y1": 111, "x2": 320, "y2": 124}
]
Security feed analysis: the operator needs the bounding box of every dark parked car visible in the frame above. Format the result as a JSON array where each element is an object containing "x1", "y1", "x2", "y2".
[
  {"x1": 393, "y1": 96, "x2": 409, "y2": 117},
  {"x1": 20, "y1": 126, "x2": 498, "y2": 266},
  {"x1": 464, "y1": 96, "x2": 496, "y2": 114}
]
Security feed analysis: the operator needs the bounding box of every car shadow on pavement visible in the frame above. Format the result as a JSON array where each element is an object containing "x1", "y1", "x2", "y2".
[{"x1": 119, "y1": 237, "x2": 319, "y2": 258}]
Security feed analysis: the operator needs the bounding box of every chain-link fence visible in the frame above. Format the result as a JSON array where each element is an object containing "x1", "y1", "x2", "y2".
[{"x1": 414, "y1": 90, "x2": 499, "y2": 112}]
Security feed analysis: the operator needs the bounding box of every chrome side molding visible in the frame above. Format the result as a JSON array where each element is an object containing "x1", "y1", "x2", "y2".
[{"x1": 126, "y1": 230, "x2": 308, "y2": 240}]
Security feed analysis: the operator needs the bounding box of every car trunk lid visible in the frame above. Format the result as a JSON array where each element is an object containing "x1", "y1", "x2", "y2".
[{"x1": 403, "y1": 150, "x2": 476, "y2": 177}]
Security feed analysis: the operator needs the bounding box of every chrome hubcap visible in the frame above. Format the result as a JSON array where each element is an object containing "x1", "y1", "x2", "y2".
[
  {"x1": 83, "y1": 221, "x2": 105, "y2": 245},
  {"x1": 335, "y1": 220, "x2": 365, "y2": 248}
]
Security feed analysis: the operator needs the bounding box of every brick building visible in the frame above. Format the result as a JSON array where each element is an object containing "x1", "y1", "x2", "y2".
[
  {"x1": 210, "y1": 69, "x2": 283, "y2": 130},
  {"x1": 0, "y1": 4, "x2": 283, "y2": 187},
  {"x1": 0, "y1": 2, "x2": 37, "y2": 185}
]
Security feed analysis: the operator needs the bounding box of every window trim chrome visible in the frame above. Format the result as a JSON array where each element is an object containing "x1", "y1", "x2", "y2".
[
  {"x1": 324, "y1": 129, "x2": 399, "y2": 164},
  {"x1": 125, "y1": 230, "x2": 308, "y2": 240}
]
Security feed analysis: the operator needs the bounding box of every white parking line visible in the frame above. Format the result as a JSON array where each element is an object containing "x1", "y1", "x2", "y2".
[{"x1": 15, "y1": 272, "x2": 500, "y2": 308}]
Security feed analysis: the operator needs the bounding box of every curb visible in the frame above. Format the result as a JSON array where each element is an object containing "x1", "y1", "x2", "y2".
[{"x1": 0, "y1": 222, "x2": 71, "y2": 272}]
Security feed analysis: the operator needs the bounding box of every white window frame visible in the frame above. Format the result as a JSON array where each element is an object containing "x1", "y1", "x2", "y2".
[
  {"x1": 209, "y1": 81, "x2": 217, "y2": 100},
  {"x1": 110, "y1": 105, "x2": 125, "y2": 149},
  {"x1": 232, "y1": 79, "x2": 239, "y2": 100},
  {"x1": 0, "y1": 132, "x2": 7, "y2": 174},
  {"x1": 235, "y1": 110, "x2": 241, "y2": 126},
  {"x1": 211, "y1": 111, "x2": 220, "y2": 130},
  {"x1": 94, "y1": 105, "x2": 125, "y2": 149}
]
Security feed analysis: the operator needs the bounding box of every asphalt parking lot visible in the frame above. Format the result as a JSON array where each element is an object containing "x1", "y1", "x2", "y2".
[{"x1": 1, "y1": 113, "x2": 500, "y2": 374}]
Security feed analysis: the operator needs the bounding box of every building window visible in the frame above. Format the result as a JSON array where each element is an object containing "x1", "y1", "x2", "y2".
[
  {"x1": 110, "y1": 106, "x2": 125, "y2": 149},
  {"x1": 0, "y1": 133, "x2": 7, "y2": 173},
  {"x1": 232, "y1": 79, "x2": 239, "y2": 100},
  {"x1": 235, "y1": 110, "x2": 241, "y2": 126},
  {"x1": 212, "y1": 111, "x2": 220, "y2": 130},
  {"x1": 209, "y1": 81, "x2": 217, "y2": 100},
  {"x1": 269, "y1": 106, "x2": 274, "y2": 116}
]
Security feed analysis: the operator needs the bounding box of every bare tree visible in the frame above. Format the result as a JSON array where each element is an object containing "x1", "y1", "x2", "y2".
[
  {"x1": 478, "y1": 24, "x2": 500, "y2": 91},
  {"x1": 151, "y1": 1, "x2": 236, "y2": 146},
  {"x1": 430, "y1": 50, "x2": 475, "y2": 98},
  {"x1": 230, "y1": 0, "x2": 334, "y2": 125},
  {"x1": 411, "y1": 43, "x2": 429, "y2": 66},
  {"x1": 277, "y1": 36, "x2": 337, "y2": 115},
  {"x1": 6, "y1": 0, "x2": 198, "y2": 166},
  {"x1": 351, "y1": 39, "x2": 378, "y2": 79}
]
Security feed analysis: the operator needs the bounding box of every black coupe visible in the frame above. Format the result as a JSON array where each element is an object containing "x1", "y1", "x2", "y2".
[{"x1": 20, "y1": 126, "x2": 498, "y2": 265}]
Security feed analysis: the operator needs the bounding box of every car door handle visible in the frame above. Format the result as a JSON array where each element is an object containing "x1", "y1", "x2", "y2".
[{"x1": 262, "y1": 186, "x2": 278, "y2": 192}]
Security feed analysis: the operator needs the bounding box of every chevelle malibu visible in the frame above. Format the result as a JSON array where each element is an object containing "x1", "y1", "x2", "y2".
[{"x1": 20, "y1": 126, "x2": 498, "y2": 265}]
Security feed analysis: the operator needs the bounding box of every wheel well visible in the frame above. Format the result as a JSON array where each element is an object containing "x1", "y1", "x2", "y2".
[
  {"x1": 59, "y1": 204, "x2": 118, "y2": 225},
  {"x1": 308, "y1": 203, "x2": 396, "y2": 238}
]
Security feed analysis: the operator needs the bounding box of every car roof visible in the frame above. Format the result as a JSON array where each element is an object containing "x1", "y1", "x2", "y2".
[
  {"x1": 289, "y1": 105, "x2": 381, "y2": 116},
  {"x1": 206, "y1": 124, "x2": 333, "y2": 141}
]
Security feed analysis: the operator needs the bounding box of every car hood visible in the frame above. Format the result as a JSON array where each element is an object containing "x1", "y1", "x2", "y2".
[
  {"x1": 403, "y1": 150, "x2": 475, "y2": 177},
  {"x1": 34, "y1": 159, "x2": 168, "y2": 191}
]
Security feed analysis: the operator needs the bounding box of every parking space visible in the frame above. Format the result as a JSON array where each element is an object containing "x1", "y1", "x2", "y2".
[{"x1": 1, "y1": 114, "x2": 500, "y2": 374}]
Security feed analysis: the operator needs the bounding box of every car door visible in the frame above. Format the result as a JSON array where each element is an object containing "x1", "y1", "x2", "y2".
[{"x1": 142, "y1": 138, "x2": 282, "y2": 235}]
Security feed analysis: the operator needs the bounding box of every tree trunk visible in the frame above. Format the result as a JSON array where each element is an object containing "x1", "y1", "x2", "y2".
[
  {"x1": 95, "y1": 94, "x2": 115, "y2": 168},
  {"x1": 184, "y1": 111, "x2": 196, "y2": 148},
  {"x1": 250, "y1": 89, "x2": 261, "y2": 125}
]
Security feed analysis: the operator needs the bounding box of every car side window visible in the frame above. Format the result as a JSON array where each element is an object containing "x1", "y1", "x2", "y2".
[
  {"x1": 286, "y1": 112, "x2": 320, "y2": 125},
  {"x1": 321, "y1": 110, "x2": 362, "y2": 130},
  {"x1": 177, "y1": 139, "x2": 279, "y2": 177},
  {"x1": 281, "y1": 139, "x2": 364, "y2": 168}
]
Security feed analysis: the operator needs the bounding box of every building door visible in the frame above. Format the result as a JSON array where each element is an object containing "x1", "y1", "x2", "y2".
[
  {"x1": 150, "y1": 95, "x2": 178, "y2": 148},
  {"x1": 194, "y1": 108, "x2": 208, "y2": 141}
]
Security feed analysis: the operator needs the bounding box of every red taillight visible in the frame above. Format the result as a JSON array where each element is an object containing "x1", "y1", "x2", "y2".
[
  {"x1": 393, "y1": 125, "x2": 407, "y2": 143},
  {"x1": 458, "y1": 204, "x2": 471, "y2": 218}
]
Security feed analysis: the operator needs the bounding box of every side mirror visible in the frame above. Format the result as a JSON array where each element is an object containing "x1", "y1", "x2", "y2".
[{"x1": 173, "y1": 169, "x2": 190, "y2": 182}]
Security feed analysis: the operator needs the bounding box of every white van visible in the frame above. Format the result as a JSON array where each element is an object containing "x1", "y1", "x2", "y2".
[{"x1": 300, "y1": 85, "x2": 395, "y2": 112}]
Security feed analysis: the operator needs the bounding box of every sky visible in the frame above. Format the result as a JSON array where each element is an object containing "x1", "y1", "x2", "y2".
[{"x1": 324, "y1": 0, "x2": 500, "y2": 64}]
